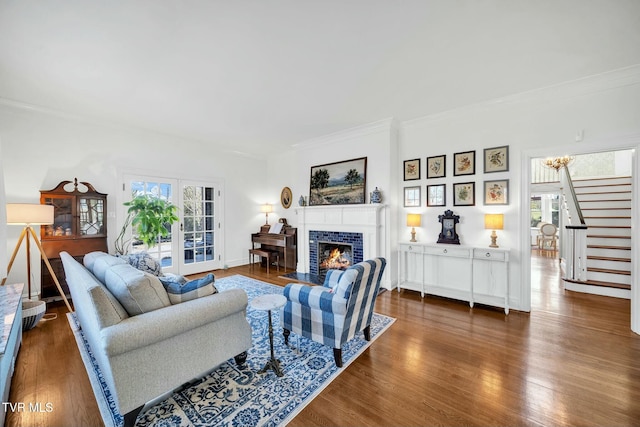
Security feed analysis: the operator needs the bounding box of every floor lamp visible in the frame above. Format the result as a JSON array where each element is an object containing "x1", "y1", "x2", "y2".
[{"x1": 0, "y1": 203, "x2": 72, "y2": 312}]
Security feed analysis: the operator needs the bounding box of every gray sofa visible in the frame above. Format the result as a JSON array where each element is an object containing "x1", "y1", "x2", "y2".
[{"x1": 60, "y1": 251, "x2": 253, "y2": 427}]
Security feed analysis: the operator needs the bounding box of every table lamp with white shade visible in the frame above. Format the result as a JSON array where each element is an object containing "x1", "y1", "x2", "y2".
[{"x1": 260, "y1": 203, "x2": 273, "y2": 225}]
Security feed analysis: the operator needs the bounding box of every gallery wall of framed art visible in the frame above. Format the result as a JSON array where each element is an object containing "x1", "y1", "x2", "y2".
[{"x1": 401, "y1": 144, "x2": 509, "y2": 212}]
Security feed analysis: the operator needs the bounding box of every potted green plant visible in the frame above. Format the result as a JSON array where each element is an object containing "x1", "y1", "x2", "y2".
[{"x1": 114, "y1": 194, "x2": 179, "y2": 255}]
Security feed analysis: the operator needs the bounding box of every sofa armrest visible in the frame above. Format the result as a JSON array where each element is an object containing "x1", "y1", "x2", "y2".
[
  {"x1": 100, "y1": 288, "x2": 248, "y2": 357},
  {"x1": 283, "y1": 283, "x2": 347, "y2": 314}
]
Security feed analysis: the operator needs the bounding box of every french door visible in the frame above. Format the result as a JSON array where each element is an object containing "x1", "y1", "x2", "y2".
[
  {"x1": 122, "y1": 175, "x2": 223, "y2": 275},
  {"x1": 179, "y1": 180, "x2": 222, "y2": 275}
]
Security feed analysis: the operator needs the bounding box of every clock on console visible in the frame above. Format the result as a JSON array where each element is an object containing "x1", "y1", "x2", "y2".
[{"x1": 437, "y1": 209, "x2": 460, "y2": 244}]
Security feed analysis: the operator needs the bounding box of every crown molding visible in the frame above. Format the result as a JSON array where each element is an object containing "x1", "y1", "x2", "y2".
[
  {"x1": 292, "y1": 117, "x2": 398, "y2": 150},
  {"x1": 403, "y1": 64, "x2": 640, "y2": 128},
  {"x1": 0, "y1": 97, "x2": 262, "y2": 159}
]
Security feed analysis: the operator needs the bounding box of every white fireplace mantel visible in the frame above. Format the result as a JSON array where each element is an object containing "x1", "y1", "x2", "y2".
[{"x1": 294, "y1": 204, "x2": 386, "y2": 274}]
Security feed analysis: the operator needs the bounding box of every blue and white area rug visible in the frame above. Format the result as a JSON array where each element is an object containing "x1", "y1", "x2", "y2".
[{"x1": 68, "y1": 274, "x2": 395, "y2": 427}]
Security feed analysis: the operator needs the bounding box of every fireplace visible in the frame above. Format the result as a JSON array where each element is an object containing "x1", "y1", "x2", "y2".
[
  {"x1": 318, "y1": 241, "x2": 353, "y2": 276},
  {"x1": 292, "y1": 204, "x2": 386, "y2": 287},
  {"x1": 310, "y1": 230, "x2": 363, "y2": 280}
]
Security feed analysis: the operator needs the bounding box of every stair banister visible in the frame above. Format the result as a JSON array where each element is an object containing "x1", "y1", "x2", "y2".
[{"x1": 560, "y1": 167, "x2": 587, "y2": 281}]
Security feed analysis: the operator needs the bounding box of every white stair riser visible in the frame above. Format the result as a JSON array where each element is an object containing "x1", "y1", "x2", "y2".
[
  {"x1": 586, "y1": 247, "x2": 631, "y2": 258},
  {"x1": 564, "y1": 281, "x2": 631, "y2": 299},
  {"x1": 581, "y1": 208, "x2": 632, "y2": 217},
  {"x1": 577, "y1": 192, "x2": 631, "y2": 202},
  {"x1": 573, "y1": 177, "x2": 632, "y2": 187},
  {"x1": 574, "y1": 186, "x2": 632, "y2": 195},
  {"x1": 587, "y1": 236, "x2": 631, "y2": 247},
  {"x1": 579, "y1": 201, "x2": 632, "y2": 210},
  {"x1": 584, "y1": 217, "x2": 630, "y2": 227},
  {"x1": 587, "y1": 258, "x2": 631, "y2": 271},
  {"x1": 587, "y1": 271, "x2": 631, "y2": 285},
  {"x1": 586, "y1": 227, "x2": 631, "y2": 237}
]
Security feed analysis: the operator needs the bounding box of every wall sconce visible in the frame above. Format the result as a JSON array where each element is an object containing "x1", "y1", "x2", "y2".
[
  {"x1": 484, "y1": 213, "x2": 504, "y2": 248},
  {"x1": 260, "y1": 203, "x2": 273, "y2": 225},
  {"x1": 406, "y1": 213, "x2": 421, "y2": 242},
  {"x1": 542, "y1": 155, "x2": 574, "y2": 171}
]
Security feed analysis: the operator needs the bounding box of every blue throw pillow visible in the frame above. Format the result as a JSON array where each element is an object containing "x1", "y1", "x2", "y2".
[
  {"x1": 159, "y1": 273, "x2": 217, "y2": 304},
  {"x1": 120, "y1": 252, "x2": 163, "y2": 276}
]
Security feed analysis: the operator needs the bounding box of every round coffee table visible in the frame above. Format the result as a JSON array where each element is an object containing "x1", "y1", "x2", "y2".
[{"x1": 251, "y1": 294, "x2": 287, "y2": 377}]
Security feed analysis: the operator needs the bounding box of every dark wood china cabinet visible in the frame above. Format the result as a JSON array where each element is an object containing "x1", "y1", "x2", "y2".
[{"x1": 40, "y1": 178, "x2": 108, "y2": 300}]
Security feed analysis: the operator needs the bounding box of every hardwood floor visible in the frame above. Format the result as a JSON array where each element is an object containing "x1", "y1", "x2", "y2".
[{"x1": 6, "y1": 252, "x2": 640, "y2": 426}]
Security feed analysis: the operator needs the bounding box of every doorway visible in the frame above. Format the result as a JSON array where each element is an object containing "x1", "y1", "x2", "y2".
[
  {"x1": 121, "y1": 174, "x2": 223, "y2": 276},
  {"x1": 523, "y1": 145, "x2": 639, "y2": 333}
]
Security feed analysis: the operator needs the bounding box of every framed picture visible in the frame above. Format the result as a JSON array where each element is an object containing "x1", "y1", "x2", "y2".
[
  {"x1": 484, "y1": 145, "x2": 509, "y2": 173},
  {"x1": 427, "y1": 184, "x2": 446, "y2": 207},
  {"x1": 426, "y1": 155, "x2": 446, "y2": 179},
  {"x1": 403, "y1": 158, "x2": 421, "y2": 181},
  {"x1": 309, "y1": 157, "x2": 367, "y2": 206},
  {"x1": 453, "y1": 182, "x2": 475, "y2": 206},
  {"x1": 453, "y1": 151, "x2": 475, "y2": 176},
  {"x1": 280, "y1": 186, "x2": 292, "y2": 209},
  {"x1": 484, "y1": 179, "x2": 509, "y2": 205},
  {"x1": 404, "y1": 186, "x2": 421, "y2": 207}
]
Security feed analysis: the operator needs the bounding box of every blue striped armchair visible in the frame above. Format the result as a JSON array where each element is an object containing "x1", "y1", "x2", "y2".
[{"x1": 281, "y1": 258, "x2": 386, "y2": 367}]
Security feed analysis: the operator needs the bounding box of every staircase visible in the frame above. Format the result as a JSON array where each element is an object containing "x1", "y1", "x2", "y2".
[{"x1": 567, "y1": 176, "x2": 632, "y2": 298}]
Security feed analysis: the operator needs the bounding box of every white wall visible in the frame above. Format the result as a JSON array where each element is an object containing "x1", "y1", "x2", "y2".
[
  {"x1": 0, "y1": 105, "x2": 270, "y2": 294},
  {"x1": 267, "y1": 118, "x2": 399, "y2": 288},
  {"x1": 399, "y1": 66, "x2": 640, "y2": 312}
]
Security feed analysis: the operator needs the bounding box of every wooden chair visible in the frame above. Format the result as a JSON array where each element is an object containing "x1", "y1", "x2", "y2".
[
  {"x1": 538, "y1": 223, "x2": 558, "y2": 253},
  {"x1": 248, "y1": 248, "x2": 279, "y2": 274}
]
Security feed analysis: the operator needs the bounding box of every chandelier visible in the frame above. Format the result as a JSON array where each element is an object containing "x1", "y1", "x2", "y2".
[{"x1": 542, "y1": 155, "x2": 574, "y2": 171}]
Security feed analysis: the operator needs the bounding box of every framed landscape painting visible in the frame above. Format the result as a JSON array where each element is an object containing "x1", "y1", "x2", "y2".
[
  {"x1": 403, "y1": 158, "x2": 421, "y2": 181},
  {"x1": 309, "y1": 157, "x2": 367, "y2": 205},
  {"x1": 427, "y1": 155, "x2": 446, "y2": 179},
  {"x1": 484, "y1": 179, "x2": 509, "y2": 205},
  {"x1": 453, "y1": 182, "x2": 475, "y2": 206},
  {"x1": 453, "y1": 151, "x2": 475, "y2": 176},
  {"x1": 484, "y1": 145, "x2": 509, "y2": 173}
]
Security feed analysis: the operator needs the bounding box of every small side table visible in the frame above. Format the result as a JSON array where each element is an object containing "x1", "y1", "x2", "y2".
[{"x1": 251, "y1": 294, "x2": 287, "y2": 377}]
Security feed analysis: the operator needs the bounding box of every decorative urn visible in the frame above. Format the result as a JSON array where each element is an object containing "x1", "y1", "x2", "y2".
[{"x1": 370, "y1": 187, "x2": 382, "y2": 204}]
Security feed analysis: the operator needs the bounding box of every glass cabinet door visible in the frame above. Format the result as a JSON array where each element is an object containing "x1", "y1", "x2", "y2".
[
  {"x1": 79, "y1": 197, "x2": 105, "y2": 236},
  {"x1": 42, "y1": 196, "x2": 74, "y2": 237}
]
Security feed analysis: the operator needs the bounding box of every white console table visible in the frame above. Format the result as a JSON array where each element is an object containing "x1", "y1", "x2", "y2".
[{"x1": 398, "y1": 243, "x2": 509, "y2": 314}]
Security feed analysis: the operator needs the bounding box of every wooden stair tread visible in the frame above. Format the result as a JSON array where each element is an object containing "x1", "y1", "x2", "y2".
[
  {"x1": 587, "y1": 235, "x2": 631, "y2": 239},
  {"x1": 573, "y1": 183, "x2": 631, "y2": 188},
  {"x1": 576, "y1": 191, "x2": 631, "y2": 195},
  {"x1": 587, "y1": 267, "x2": 631, "y2": 275},
  {"x1": 573, "y1": 176, "x2": 631, "y2": 181},
  {"x1": 578, "y1": 199, "x2": 632, "y2": 202},
  {"x1": 587, "y1": 244, "x2": 631, "y2": 250},
  {"x1": 563, "y1": 278, "x2": 631, "y2": 290},
  {"x1": 581, "y1": 207, "x2": 631, "y2": 210},
  {"x1": 587, "y1": 256, "x2": 631, "y2": 262},
  {"x1": 587, "y1": 225, "x2": 630, "y2": 229},
  {"x1": 583, "y1": 216, "x2": 631, "y2": 219}
]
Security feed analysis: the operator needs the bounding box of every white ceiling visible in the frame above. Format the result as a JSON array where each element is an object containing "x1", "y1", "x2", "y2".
[{"x1": 1, "y1": 1, "x2": 639, "y2": 155}]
